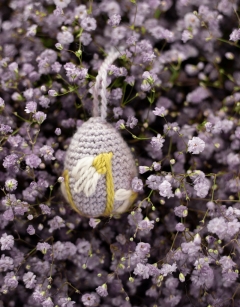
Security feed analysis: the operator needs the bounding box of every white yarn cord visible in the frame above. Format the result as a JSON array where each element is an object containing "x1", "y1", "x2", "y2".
[{"x1": 92, "y1": 50, "x2": 119, "y2": 120}]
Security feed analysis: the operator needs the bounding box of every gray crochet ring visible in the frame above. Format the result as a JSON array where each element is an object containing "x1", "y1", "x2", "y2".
[{"x1": 61, "y1": 51, "x2": 138, "y2": 218}]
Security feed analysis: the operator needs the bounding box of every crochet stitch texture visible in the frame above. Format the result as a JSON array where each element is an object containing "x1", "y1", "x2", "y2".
[{"x1": 61, "y1": 117, "x2": 137, "y2": 217}]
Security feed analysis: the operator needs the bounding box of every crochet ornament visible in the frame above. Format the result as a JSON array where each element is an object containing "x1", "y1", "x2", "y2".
[{"x1": 61, "y1": 51, "x2": 138, "y2": 218}]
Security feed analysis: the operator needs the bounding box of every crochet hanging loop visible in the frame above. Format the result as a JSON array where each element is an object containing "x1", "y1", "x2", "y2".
[{"x1": 92, "y1": 50, "x2": 119, "y2": 120}]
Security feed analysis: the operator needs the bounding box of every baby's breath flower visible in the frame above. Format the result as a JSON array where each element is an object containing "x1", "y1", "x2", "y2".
[
  {"x1": 187, "y1": 137, "x2": 205, "y2": 154},
  {"x1": 23, "y1": 272, "x2": 36, "y2": 289},
  {"x1": 33, "y1": 111, "x2": 47, "y2": 124},
  {"x1": 81, "y1": 17, "x2": 97, "y2": 32},
  {"x1": 153, "y1": 106, "x2": 167, "y2": 117},
  {"x1": 36, "y1": 242, "x2": 51, "y2": 254},
  {"x1": 96, "y1": 283, "x2": 108, "y2": 297},
  {"x1": 25, "y1": 101, "x2": 37, "y2": 114},
  {"x1": 229, "y1": 29, "x2": 240, "y2": 42},
  {"x1": 0, "y1": 97, "x2": 5, "y2": 108},
  {"x1": 55, "y1": 128, "x2": 61, "y2": 135},
  {"x1": 5, "y1": 179, "x2": 18, "y2": 191},
  {"x1": 0, "y1": 233, "x2": 14, "y2": 250},
  {"x1": 48, "y1": 90, "x2": 58, "y2": 97},
  {"x1": 132, "y1": 177, "x2": 143, "y2": 192}
]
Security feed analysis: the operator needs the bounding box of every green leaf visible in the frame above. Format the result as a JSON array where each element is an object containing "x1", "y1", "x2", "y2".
[{"x1": 154, "y1": 8, "x2": 161, "y2": 19}]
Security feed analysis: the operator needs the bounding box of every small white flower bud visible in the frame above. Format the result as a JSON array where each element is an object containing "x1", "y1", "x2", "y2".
[
  {"x1": 38, "y1": 223, "x2": 43, "y2": 230},
  {"x1": 179, "y1": 273, "x2": 185, "y2": 282},
  {"x1": 225, "y1": 52, "x2": 234, "y2": 60},
  {"x1": 194, "y1": 233, "x2": 201, "y2": 245}
]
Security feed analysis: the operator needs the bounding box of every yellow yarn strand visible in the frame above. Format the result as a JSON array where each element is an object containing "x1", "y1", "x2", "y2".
[
  {"x1": 62, "y1": 169, "x2": 84, "y2": 216},
  {"x1": 129, "y1": 192, "x2": 138, "y2": 205},
  {"x1": 92, "y1": 152, "x2": 114, "y2": 216}
]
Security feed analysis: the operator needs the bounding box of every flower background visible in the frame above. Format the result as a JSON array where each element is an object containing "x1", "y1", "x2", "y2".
[{"x1": 0, "y1": 0, "x2": 240, "y2": 306}]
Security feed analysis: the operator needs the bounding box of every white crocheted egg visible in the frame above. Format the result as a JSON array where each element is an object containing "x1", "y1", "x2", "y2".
[{"x1": 61, "y1": 117, "x2": 137, "y2": 217}]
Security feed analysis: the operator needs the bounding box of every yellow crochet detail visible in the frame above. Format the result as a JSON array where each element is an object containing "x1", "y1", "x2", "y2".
[
  {"x1": 62, "y1": 169, "x2": 84, "y2": 216},
  {"x1": 92, "y1": 152, "x2": 114, "y2": 216},
  {"x1": 129, "y1": 192, "x2": 138, "y2": 205}
]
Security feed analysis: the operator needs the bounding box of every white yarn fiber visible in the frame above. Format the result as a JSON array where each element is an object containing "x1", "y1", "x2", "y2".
[{"x1": 92, "y1": 49, "x2": 119, "y2": 119}]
